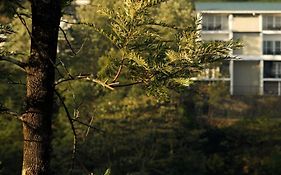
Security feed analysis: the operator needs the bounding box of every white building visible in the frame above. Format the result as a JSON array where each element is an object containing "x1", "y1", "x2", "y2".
[
  {"x1": 195, "y1": 2, "x2": 281, "y2": 95},
  {"x1": 74, "y1": 0, "x2": 90, "y2": 5}
]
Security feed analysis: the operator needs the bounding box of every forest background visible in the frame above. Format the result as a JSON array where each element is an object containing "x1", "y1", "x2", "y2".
[{"x1": 1, "y1": 0, "x2": 281, "y2": 175}]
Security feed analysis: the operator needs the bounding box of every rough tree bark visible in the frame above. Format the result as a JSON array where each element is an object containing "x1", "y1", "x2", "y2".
[{"x1": 21, "y1": 1, "x2": 61, "y2": 174}]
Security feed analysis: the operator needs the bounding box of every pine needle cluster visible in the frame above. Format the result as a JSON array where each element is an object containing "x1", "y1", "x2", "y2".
[{"x1": 94, "y1": 0, "x2": 240, "y2": 97}]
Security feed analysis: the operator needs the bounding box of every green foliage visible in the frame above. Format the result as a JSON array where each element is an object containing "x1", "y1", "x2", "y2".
[
  {"x1": 0, "y1": 24, "x2": 14, "y2": 36},
  {"x1": 0, "y1": 24, "x2": 14, "y2": 55},
  {"x1": 186, "y1": 82, "x2": 281, "y2": 118},
  {"x1": 73, "y1": 89, "x2": 206, "y2": 175},
  {"x1": 55, "y1": 98, "x2": 281, "y2": 175},
  {"x1": 0, "y1": 117, "x2": 22, "y2": 175},
  {"x1": 0, "y1": 1, "x2": 272, "y2": 175},
  {"x1": 83, "y1": 0, "x2": 240, "y2": 98},
  {"x1": 197, "y1": 0, "x2": 281, "y2": 1},
  {"x1": 201, "y1": 119, "x2": 281, "y2": 175}
]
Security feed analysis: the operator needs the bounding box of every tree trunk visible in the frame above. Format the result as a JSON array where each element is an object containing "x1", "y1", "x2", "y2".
[{"x1": 21, "y1": 1, "x2": 61, "y2": 175}]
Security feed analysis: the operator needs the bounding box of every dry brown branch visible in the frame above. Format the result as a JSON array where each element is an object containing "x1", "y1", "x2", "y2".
[
  {"x1": 55, "y1": 74, "x2": 115, "y2": 90},
  {"x1": 111, "y1": 58, "x2": 125, "y2": 83},
  {"x1": 84, "y1": 114, "x2": 95, "y2": 138},
  {"x1": 108, "y1": 81, "x2": 143, "y2": 88}
]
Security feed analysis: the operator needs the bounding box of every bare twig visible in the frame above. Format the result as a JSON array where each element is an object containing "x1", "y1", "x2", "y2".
[
  {"x1": 54, "y1": 90, "x2": 77, "y2": 175},
  {"x1": 7, "y1": 77, "x2": 26, "y2": 86},
  {"x1": 108, "y1": 81, "x2": 143, "y2": 88},
  {"x1": 111, "y1": 59, "x2": 124, "y2": 83},
  {"x1": 0, "y1": 103, "x2": 22, "y2": 121},
  {"x1": 55, "y1": 74, "x2": 115, "y2": 90},
  {"x1": 72, "y1": 118, "x2": 104, "y2": 133},
  {"x1": 74, "y1": 38, "x2": 88, "y2": 55},
  {"x1": 0, "y1": 56, "x2": 26, "y2": 70},
  {"x1": 13, "y1": 8, "x2": 32, "y2": 38},
  {"x1": 60, "y1": 20, "x2": 95, "y2": 27},
  {"x1": 84, "y1": 114, "x2": 95, "y2": 138},
  {"x1": 57, "y1": 57, "x2": 73, "y2": 79},
  {"x1": 59, "y1": 26, "x2": 77, "y2": 56}
]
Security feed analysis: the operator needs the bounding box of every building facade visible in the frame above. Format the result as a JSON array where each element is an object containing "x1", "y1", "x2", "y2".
[{"x1": 195, "y1": 2, "x2": 281, "y2": 95}]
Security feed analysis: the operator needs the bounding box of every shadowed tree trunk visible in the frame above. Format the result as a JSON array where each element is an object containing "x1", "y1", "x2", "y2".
[{"x1": 21, "y1": 1, "x2": 61, "y2": 174}]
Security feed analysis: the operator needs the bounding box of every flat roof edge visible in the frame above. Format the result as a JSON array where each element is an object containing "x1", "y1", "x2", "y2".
[{"x1": 195, "y1": 2, "x2": 281, "y2": 11}]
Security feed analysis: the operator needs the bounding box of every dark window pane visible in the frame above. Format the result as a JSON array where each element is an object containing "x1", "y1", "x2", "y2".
[
  {"x1": 275, "y1": 41, "x2": 281, "y2": 55},
  {"x1": 264, "y1": 81, "x2": 278, "y2": 95},
  {"x1": 264, "y1": 61, "x2": 273, "y2": 78}
]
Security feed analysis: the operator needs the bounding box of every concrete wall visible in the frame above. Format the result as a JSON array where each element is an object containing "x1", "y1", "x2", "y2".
[
  {"x1": 201, "y1": 33, "x2": 229, "y2": 41},
  {"x1": 263, "y1": 34, "x2": 281, "y2": 41},
  {"x1": 233, "y1": 33, "x2": 261, "y2": 55},
  {"x1": 233, "y1": 61, "x2": 260, "y2": 95},
  {"x1": 232, "y1": 15, "x2": 260, "y2": 32}
]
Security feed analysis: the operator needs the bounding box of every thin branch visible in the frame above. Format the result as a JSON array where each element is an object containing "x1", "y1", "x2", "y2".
[
  {"x1": 59, "y1": 26, "x2": 77, "y2": 56},
  {"x1": 111, "y1": 59, "x2": 124, "y2": 83},
  {"x1": 112, "y1": 65, "x2": 123, "y2": 82},
  {"x1": 74, "y1": 38, "x2": 88, "y2": 55},
  {"x1": 0, "y1": 56, "x2": 26, "y2": 70},
  {"x1": 60, "y1": 20, "x2": 95, "y2": 27},
  {"x1": 13, "y1": 8, "x2": 32, "y2": 38},
  {"x1": 55, "y1": 74, "x2": 115, "y2": 90},
  {"x1": 84, "y1": 114, "x2": 94, "y2": 139},
  {"x1": 108, "y1": 81, "x2": 143, "y2": 88},
  {"x1": 7, "y1": 77, "x2": 26, "y2": 86},
  {"x1": 54, "y1": 90, "x2": 77, "y2": 175},
  {"x1": 11, "y1": 0, "x2": 26, "y2": 10},
  {"x1": 72, "y1": 118, "x2": 105, "y2": 133},
  {"x1": 0, "y1": 103, "x2": 22, "y2": 121},
  {"x1": 57, "y1": 57, "x2": 73, "y2": 79}
]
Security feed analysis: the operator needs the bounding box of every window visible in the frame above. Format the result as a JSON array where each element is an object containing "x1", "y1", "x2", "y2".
[
  {"x1": 263, "y1": 15, "x2": 281, "y2": 30},
  {"x1": 264, "y1": 82, "x2": 279, "y2": 95},
  {"x1": 272, "y1": 62, "x2": 281, "y2": 78},
  {"x1": 263, "y1": 41, "x2": 281, "y2": 55},
  {"x1": 202, "y1": 15, "x2": 228, "y2": 31},
  {"x1": 264, "y1": 61, "x2": 281, "y2": 78}
]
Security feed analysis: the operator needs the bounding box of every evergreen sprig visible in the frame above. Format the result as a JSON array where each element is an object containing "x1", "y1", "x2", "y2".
[{"x1": 95, "y1": 0, "x2": 240, "y2": 97}]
